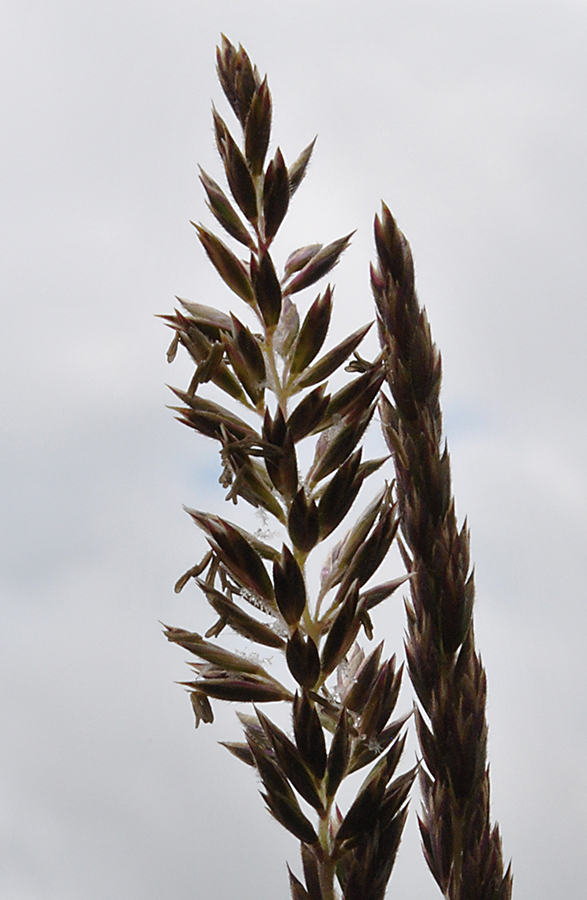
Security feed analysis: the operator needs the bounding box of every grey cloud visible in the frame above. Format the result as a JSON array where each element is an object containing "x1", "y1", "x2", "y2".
[{"x1": 1, "y1": 1, "x2": 586, "y2": 898}]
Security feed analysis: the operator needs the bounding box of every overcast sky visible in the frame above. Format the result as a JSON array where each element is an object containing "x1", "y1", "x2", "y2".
[{"x1": 1, "y1": 1, "x2": 586, "y2": 898}]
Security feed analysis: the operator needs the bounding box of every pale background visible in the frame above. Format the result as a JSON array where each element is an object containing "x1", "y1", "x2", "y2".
[{"x1": 1, "y1": 1, "x2": 586, "y2": 898}]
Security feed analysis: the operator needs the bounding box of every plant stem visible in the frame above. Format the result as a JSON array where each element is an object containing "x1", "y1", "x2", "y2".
[{"x1": 317, "y1": 811, "x2": 337, "y2": 900}]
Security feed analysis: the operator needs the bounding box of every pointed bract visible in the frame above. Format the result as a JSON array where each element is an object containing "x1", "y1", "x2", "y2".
[
  {"x1": 290, "y1": 287, "x2": 333, "y2": 375},
  {"x1": 216, "y1": 36, "x2": 259, "y2": 127},
  {"x1": 273, "y1": 545, "x2": 307, "y2": 627},
  {"x1": 289, "y1": 137, "x2": 316, "y2": 196},
  {"x1": 245, "y1": 77, "x2": 272, "y2": 175},
  {"x1": 194, "y1": 224, "x2": 254, "y2": 303},
  {"x1": 284, "y1": 233, "x2": 354, "y2": 296},
  {"x1": 251, "y1": 251, "x2": 282, "y2": 328},
  {"x1": 199, "y1": 167, "x2": 256, "y2": 250},
  {"x1": 263, "y1": 148, "x2": 290, "y2": 240}
]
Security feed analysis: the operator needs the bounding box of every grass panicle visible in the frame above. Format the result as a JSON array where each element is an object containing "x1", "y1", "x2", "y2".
[
  {"x1": 163, "y1": 37, "x2": 414, "y2": 900},
  {"x1": 372, "y1": 203, "x2": 513, "y2": 900}
]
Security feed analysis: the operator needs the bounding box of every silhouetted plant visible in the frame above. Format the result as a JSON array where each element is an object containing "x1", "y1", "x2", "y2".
[
  {"x1": 373, "y1": 206, "x2": 513, "y2": 900},
  {"x1": 162, "y1": 36, "x2": 511, "y2": 900}
]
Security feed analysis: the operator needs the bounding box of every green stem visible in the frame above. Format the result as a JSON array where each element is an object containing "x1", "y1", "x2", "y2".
[
  {"x1": 263, "y1": 327, "x2": 289, "y2": 416},
  {"x1": 317, "y1": 811, "x2": 337, "y2": 900},
  {"x1": 451, "y1": 814, "x2": 463, "y2": 900}
]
